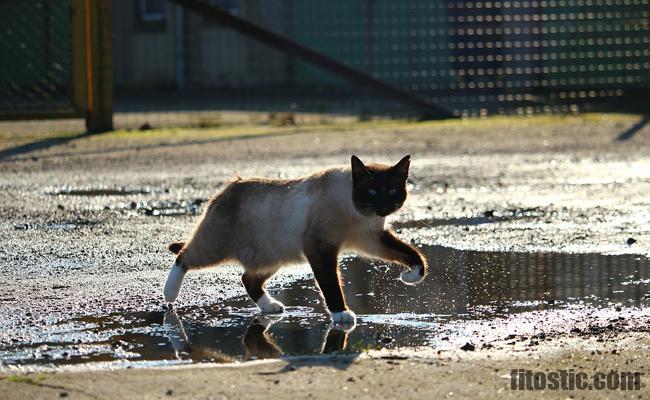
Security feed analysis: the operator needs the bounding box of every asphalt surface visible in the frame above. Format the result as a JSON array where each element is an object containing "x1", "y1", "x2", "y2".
[{"x1": 1, "y1": 114, "x2": 649, "y2": 372}]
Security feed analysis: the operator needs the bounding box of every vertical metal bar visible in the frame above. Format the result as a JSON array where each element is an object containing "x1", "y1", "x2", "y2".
[
  {"x1": 174, "y1": 6, "x2": 185, "y2": 91},
  {"x1": 85, "y1": 0, "x2": 113, "y2": 133},
  {"x1": 84, "y1": 0, "x2": 94, "y2": 117},
  {"x1": 283, "y1": 0, "x2": 295, "y2": 88},
  {"x1": 43, "y1": 0, "x2": 52, "y2": 68},
  {"x1": 365, "y1": 0, "x2": 374, "y2": 74},
  {"x1": 71, "y1": 0, "x2": 87, "y2": 116}
]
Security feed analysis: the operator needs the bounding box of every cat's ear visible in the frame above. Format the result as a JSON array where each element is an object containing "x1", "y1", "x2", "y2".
[
  {"x1": 392, "y1": 155, "x2": 410, "y2": 179},
  {"x1": 351, "y1": 155, "x2": 372, "y2": 183}
]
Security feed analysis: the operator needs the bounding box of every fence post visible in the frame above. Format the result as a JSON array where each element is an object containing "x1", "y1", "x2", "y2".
[
  {"x1": 71, "y1": 0, "x2": 86, "y2": 119},
  {"x1": 84, "y1": 0, "x2": 113, "y2": 133}
]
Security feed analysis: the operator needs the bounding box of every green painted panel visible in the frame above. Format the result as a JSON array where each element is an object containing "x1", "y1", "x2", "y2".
[
  {"x1": 290, "y1": 0, "x2": 647, "y2": 94},
  {"x1": 540, "y1": 0, "x2": 648, "y2": 89},
  {"x1": 291, "y1": 0, "x2": 452, "y2": 90}
]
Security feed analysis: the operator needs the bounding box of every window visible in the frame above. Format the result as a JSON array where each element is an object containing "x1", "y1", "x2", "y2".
[{"x1": 138, "y1": 0, "x2": 165, "y2": 23}]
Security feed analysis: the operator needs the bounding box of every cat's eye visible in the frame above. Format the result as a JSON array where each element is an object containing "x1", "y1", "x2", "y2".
[
  {"x1": 388, "y1": 188, "x2": 397, "y2": 194},
  {"x1": 368, "y1": 189, "x2": 377, "y2": 196}
]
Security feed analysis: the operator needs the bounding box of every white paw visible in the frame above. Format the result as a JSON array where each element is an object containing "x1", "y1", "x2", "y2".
[
  {"x1": 400, "y1": 265, "x2": 426, "y2": 285},
  {"x1": 331, "y1": 310, "x2": 356, "y2": 324},
  {"x1": 256, "y1": 293, "x2": 285, "y2": 314},
  {"x1": 164, "y1": 262, "x2": 186, "y2": 303}
]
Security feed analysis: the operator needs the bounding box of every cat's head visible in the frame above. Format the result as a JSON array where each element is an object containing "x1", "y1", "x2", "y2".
[{"x1": 351, "y1": 155, "x2": 410, "y2": 217}]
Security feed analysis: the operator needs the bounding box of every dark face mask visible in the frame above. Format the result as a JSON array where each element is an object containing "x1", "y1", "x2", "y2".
[{"x1": 351, "y1": 155, "x2": 410, "y2": 217}]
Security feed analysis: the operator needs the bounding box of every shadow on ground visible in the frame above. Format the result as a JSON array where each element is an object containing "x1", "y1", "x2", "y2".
[
  {"x1": 615, "y1": 115, "x2": 650, "y2": 142},
  {"x1": 0, "y1": 132, "x2": 90, "y2": 161},
  {"x1": 0, "y1": 130, "x2": 303, "y2": 163}
]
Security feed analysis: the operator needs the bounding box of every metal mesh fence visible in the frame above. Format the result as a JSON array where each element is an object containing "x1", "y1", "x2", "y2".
[
  {"x1": 0, "y1": 1, "x2": 647, "y2": 128},
  {"x1": 112, "y1": 0, "x2": 649, "y2": 128},
  {"x1": 0, "y1": 0, "x2": 75, "y2": 116}
]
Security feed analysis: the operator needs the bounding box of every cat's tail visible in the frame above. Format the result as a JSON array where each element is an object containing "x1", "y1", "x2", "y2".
[{"x1": 167, "y1": 241, "x2": 185, "y2": 254}]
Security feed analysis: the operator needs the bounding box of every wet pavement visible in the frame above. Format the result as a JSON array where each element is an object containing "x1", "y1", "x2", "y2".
[
  {"x1": 2, "y1": 116, "x2": 650, "y2": 374},
  {"x1": 2, "y1": 245, "x2": 648, "y2": 369}
]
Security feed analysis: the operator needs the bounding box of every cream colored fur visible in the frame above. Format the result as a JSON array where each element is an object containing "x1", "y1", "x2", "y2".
[{"x1": 176, "y1": 168, "x2": 386, "y2": 272}]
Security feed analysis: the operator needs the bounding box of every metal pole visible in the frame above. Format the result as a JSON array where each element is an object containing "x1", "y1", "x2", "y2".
[
  {"x1": 84, "y1": 0, "x2": 113, "y2": 133},
  {"x1": 174, "y1": 6, "x2": 185, "y2": 91}
]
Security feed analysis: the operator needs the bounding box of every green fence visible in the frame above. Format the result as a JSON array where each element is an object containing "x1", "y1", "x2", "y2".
[
  {"x1": 0, "y1": 0, "x2": 74, "y2": 114},
  {"x1": 0, "y1": 0, "x2": 648, "y2": 130},
  {"x1": 292, "y1": 1, "x2": 648, "y2": 100}
]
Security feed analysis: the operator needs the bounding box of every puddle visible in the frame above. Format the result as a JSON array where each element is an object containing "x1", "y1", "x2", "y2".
[
  {"x1": 47, "y1": 186, "x2": 169, "y2": 196},
  {"x1": 393, "y1": 208, "x2": 546, "y2": 229},
  {"x1": 137, "y1": 199, "x2": 205, "y2": 217},
  {"x1": 13, "y1": 219, "x2": 98, "y2": 231},
  {"x1": 47, "y1": 187, "x2": 207, "y2": 217},
  {"x1": 45, "y1": 184, "x2": 209, "y2": 217},
  {"x1": 104, "y1": 198, "x2": 207, "y2": 217},
  {"x1": 2, "y1": 246, "x2": 649, "y2": 368}
]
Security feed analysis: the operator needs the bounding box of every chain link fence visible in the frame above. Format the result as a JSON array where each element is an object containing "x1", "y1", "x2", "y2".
[
  {"x1": 0, "y1": 0, "x2": 648, "y2": 129},
  {"x1": 112, "y1": 0, "x2": 649, "y2": 128},
  {"x1": 0, "y1": 0, "x2": 76, "y2": 117}
]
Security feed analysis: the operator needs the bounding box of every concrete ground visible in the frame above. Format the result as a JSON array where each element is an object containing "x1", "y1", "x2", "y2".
[{"x1": 1, "y1": 113, "x2": 649, "y2": 398}]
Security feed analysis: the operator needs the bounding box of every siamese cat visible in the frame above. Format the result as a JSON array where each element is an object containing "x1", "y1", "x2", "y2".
[{"x1": 164, "y1": 155, "x2": 428, "y2": 324}]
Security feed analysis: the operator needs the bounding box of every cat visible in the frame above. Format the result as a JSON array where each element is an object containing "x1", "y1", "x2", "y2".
[{"x1": 163, "y1": 155, "x2": 428, "y2": 324}]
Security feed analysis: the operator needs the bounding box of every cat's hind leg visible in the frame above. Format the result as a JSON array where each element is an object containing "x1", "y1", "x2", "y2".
[
  {"x1": 242, "y1": 270, "x2": 285, "y2": 314},
  {"x1": 163, "y1": 236, "x2": 227, "y2": 303}
]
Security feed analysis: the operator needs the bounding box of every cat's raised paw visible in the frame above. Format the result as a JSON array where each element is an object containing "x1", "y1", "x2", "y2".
[
  {"x1": 331, "y1": 310, "x2": 356, "y2": 323},
  {"x1": 256, "y1": 293, "x2": 285, "y2": 314},
  {"x1": 400, "y1": 265, "x2": 426, "y2": 285}
]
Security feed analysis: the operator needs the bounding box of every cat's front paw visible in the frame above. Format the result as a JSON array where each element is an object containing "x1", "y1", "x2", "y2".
[
  {"x1": 400, "y1": 265, "x2": 426, "y2": 285},
  {"x1": 256, "y1": 293, "x2": 285, "y2": 314},
  {"x1": 331, "y1": 309, "x2": 356, "y2": 324}
]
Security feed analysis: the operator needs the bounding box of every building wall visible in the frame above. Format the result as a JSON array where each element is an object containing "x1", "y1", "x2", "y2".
[
  {"x1": 244, "y1": 0, "x2": 292, "y2": 87},
  {"x1": 112, "y1": 0, "x2": 291, "y2": 90},
  {"x1": 112, "y1": 0, "x2": 176, "y2": 90},
  {"x1": 183, "y1": 9, "x2": 249, "y2": 88}
]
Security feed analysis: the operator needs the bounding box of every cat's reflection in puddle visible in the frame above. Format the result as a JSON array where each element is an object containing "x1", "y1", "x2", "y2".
[{"x1": 163, "y1": 311, "x2": 351, "y2": 362}]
